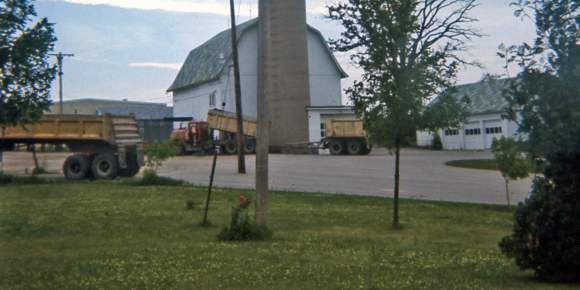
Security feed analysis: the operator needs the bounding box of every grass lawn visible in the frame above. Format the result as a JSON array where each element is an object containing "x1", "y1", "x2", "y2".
[
  {"x1": 445, "y1": 159, "x2": 500, "y2": 171},
  {"x1": 0, "y1": 181, "x2": 574, "y2": 289}
]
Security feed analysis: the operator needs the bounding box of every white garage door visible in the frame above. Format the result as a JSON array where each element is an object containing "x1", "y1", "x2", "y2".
[
  {"x1": 464, "y1": 122, "x2": 482, "y2": 150},
  {"x1": 484, "y1": 120, "x2": 503, "y2": 149}
]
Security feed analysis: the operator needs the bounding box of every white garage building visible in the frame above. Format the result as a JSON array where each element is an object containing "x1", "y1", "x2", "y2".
[
  {"x1": 167, "y1": 19, "x2": 352, "y2": 144},
  {"x1": 416, "y1": 78, "x2": 520, "y2": 150}
]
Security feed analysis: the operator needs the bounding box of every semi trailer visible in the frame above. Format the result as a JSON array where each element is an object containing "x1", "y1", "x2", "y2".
[
  {"x1": 170, "y1": 109, "x2": 257, "y2": 155},
  {"x1": 0, "y1": 114, "x2": 144, "y2": 180},
  {"x1": 322, "y1": 119, "x2": 371, "y2": 155}
]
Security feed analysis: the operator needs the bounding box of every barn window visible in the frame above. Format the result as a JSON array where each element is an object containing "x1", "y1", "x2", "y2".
[{"x1": 209, "y1": 91, "x2": 216, "y2": 107}]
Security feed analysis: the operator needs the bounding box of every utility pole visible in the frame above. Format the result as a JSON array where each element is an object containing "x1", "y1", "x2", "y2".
[
  {"x1": 49, "y1": 52, "x2": 74, "y2": 114},
  {"x1": 255, "y1": 0, "x2": 270, "y2": 225},
  {"x1": 229, "y1": 0, "x2": 246, "y2": 174}
]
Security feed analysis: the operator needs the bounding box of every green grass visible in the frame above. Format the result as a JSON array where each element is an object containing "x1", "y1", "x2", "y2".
[
  {"x1": 446, "y1": 159, "x2": 500, "y2": 171},
  {"x1": 0, "y1": 182, "x2": 575, "y2": 289}
]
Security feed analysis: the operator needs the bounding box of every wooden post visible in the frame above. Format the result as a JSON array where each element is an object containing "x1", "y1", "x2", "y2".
[
  {"x1": 255, "y1": 0, "x2": 270, "y2": 225},
  {"x1": 229, "y1": 0, "x2": 246, "y2": 174},
  {"x1": 202, "y1": 147, "x2": 219, "y2": 226}
]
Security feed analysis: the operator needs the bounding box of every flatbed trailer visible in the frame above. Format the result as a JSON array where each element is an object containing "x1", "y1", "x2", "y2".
[{"x1": 0, "y1": 114, "x2": 144, "y2": 179}]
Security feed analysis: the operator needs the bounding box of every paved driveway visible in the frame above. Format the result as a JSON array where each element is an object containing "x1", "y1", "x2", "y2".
[
  {"x1": 158, "y1": 148, "x2": 533, "y2": 205},
  {"x1": 1, "y1": 149, "x2": 533, "y2": 205}
]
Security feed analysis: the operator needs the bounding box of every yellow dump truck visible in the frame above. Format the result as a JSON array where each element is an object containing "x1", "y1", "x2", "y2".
[
  {"x1": 171, "y1": 109, "x2": 257, "y2": 155},
  {"x1": 0, "y1": 114, "x2": 144, "y2": 179},
  {"x1": 322, "y1": 119, "x2": 371, "y2": 155}
]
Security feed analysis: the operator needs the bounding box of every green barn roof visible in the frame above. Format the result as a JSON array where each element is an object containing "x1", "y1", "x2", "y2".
[
  {"x1": 441, "y1": 77, "x2": 513, "y2": 115},
  {"x1": 167, "y1": 19, "x2": 348, "y2": 92}
]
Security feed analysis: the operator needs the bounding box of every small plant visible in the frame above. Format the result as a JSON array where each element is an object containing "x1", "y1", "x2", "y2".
[
  {"x1": 491, "y1": 137, "x2": 531, "y2": 207},
  {"x1": 217, "y1": 194, "x2": 272, "y2": 241},
  {"x1": 132, "y1": 169, "x2": 187, "y2": 186},
  {"x1": 431, "y1": 133, "x2": 443, "y2": 150}
]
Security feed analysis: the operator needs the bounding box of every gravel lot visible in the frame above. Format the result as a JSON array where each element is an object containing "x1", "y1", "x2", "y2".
[{"x1": 1, "y1": 148, "x2": 533, "y2": 205}]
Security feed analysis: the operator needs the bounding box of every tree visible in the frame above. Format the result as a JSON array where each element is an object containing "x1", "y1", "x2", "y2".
[
  {"x1": 491, "y1": 137, "x2": 530, "y2": 207},
  {"x1": 327, "y1": 0, "x2": 479, "y2": 228},
  {"x1": 1, "y1": 0, "x2": 57, "y2": 127},
  {"x1": 498, "y1": 0, "x2": 579, "y2": 282},
  {"x1": 144, "y1": 141, "x2": 178, "y2": 173}
]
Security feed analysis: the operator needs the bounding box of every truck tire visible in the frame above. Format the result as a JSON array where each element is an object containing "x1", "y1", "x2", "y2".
[
  {"x1": 63, "y1": 154, "x2": 91, "y2": 180},
  {"x1": 119, "y1": 152, "x2": 140, "y2": 177},
  {"x1": 346, "y1": 140, "x2": 364, "y2": 155},
  {"x1": 224, "y1": 141, "x2": 237, "y2": 155},
  {"x1": 329, "y1": 140, "x2": 345, "y2": 155},
  {"x1": 91, "y1": 153, "x2": 118, "y2": 179},
  {"x1": 244, "y1": 139, "x2": 256, "y2": 154}
]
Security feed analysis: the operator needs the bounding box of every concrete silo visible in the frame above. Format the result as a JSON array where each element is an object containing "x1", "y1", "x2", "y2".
[{"x1": 260, "y1": 0, "x2": 311, "y2": 149}]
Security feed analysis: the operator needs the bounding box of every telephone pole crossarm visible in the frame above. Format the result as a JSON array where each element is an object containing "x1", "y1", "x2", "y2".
[{"x1": 49, "y1": 52, "x2": 74, "y2": 114}]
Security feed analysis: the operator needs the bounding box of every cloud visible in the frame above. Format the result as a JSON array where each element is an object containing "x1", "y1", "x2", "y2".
[
  {"x1": 128, "y1": 62, "x2": 182, "y2": 70},
  {"x1": 44, "y1": 0, "x2": 329, "y2": 16}
]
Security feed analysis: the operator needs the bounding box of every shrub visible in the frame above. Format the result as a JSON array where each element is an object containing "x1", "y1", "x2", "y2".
[
  {"x1": 431, "y1": 133, "x2": 443, "y2": 150},
  {"x1": 500, "y1": 173, "x2": 580, "y2": 282},
  {"x1": 144, "y1": 141, "x2": 179, "y2": 171},
  {"x1": 0, "y1": 173, "x2": 60, "y2": 185},
  {"x1": 218, "y1": 194, "x2": 272, "y2": 241},
  {"x1": 132, "y1": 169, "x2": 188, "y2": 187}
]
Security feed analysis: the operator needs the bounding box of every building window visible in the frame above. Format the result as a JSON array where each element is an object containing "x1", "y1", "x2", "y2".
[
  {"x1": 465, "y1": 128, "x2": 481, "y2": 135},
  {"x1": 209, "y1": 91, "x2": 216, "y2": 107},
  {"x1": 485, "y1": 127, "x2": 502, "y2": 134},
  {"x1": 320, "y1": 122, "x2": 326, "y2": 138},
  {"x1": 445, "y1": 129, "x2": 459, "y2": 136}
]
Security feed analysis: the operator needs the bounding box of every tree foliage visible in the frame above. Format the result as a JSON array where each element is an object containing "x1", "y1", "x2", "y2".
[
  {"x1": 144, "y1": 141, "x2": 178, "y2": 172},
  {"x1": 498, "y1": 0, "x2": 579, "y2": 282},
  {"x1": 0, "y1": 0, "x2": 57, "y2": 126},
  {"x1": 327, "y1": 0, "x2": 479, "y2": 227},
  {"x1": 491, "y1": 137, "x2": 530, "y2": 206}
]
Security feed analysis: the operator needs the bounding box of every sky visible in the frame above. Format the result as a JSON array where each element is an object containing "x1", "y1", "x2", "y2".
[{"x1": 36, "y1": 0, "x2": 536, "y2": 105}]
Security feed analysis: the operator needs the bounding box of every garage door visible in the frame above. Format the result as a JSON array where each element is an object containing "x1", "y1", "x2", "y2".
[
  {"x1": 464, "y1": 122, "x2": 482, "y2": 150},
  {"x1": 484, "y1": 120, "x2": 503, "y2": 149}
]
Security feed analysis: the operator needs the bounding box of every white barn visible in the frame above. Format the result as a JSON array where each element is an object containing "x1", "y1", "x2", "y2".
[
  {"x1": 167, "y1": 19, "x2": 352, "y2": 144},
  {"x1": 416, "y1": 78, "x2": 521, "y2": 150}
]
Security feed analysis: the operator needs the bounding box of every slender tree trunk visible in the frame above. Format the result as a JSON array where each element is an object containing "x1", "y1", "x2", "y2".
[
  {"x1": 229, "y1": 0, "x2": 246, "y2": 174},
  {"x1": 31, "y1": 145, "x2": 40, "y2": 173},
  {"x1": 393, "y1": 141, "x2": 401, "y2": 229},
  {"x1": 504, "y1": 178, "x2": 511, "y2": 207}
]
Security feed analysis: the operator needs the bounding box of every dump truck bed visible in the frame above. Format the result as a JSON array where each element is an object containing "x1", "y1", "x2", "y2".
[
  {"x1": 207, "y1": 109, "x2": 257, "y2": 137},
  {"x1": 325, "y1": 119, "x2": 366, "y2": 138},
  {"x1": 0, "y1": 114, "x2": 142, "y2": 147}
]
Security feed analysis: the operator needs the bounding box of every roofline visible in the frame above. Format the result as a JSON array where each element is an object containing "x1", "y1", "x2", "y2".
[
  {"x1": 167, "y1": 19, "x2": 348, "y2": 92},
  {"x1": 58, "y1": 98, "x2": 169, "y2": 106},
  {"x1": 306, "y1": 26, "x2": 349, "y2": 79},
  {"x1": 306, "y1": 105, "x2": 355, "y2": 111}
]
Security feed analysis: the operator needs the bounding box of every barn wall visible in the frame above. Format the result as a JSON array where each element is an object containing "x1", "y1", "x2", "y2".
[{"x1": 172, "y1": 25, "x2": 344, "y2": 140}]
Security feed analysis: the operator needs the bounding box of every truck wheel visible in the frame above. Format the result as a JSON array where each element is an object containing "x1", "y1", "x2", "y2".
[
  {"x1": 63, "y1": 154, "x2": 90, "y2": 180},
  {"x1": 329, "y1": 140, "x2": 345, "y2": 155},
  {"x1": 244, "y1": 139, "x2": 256, "y2": 154},
  {"x1": 347, "y1": 140, "x2": 363, "y2": 155},
  {"x1": 91, "y1": 153, "x2": 118, "y2": 179},
  {"x1": 224, "y1": 141, "x2": 237, "y2": 155}
]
